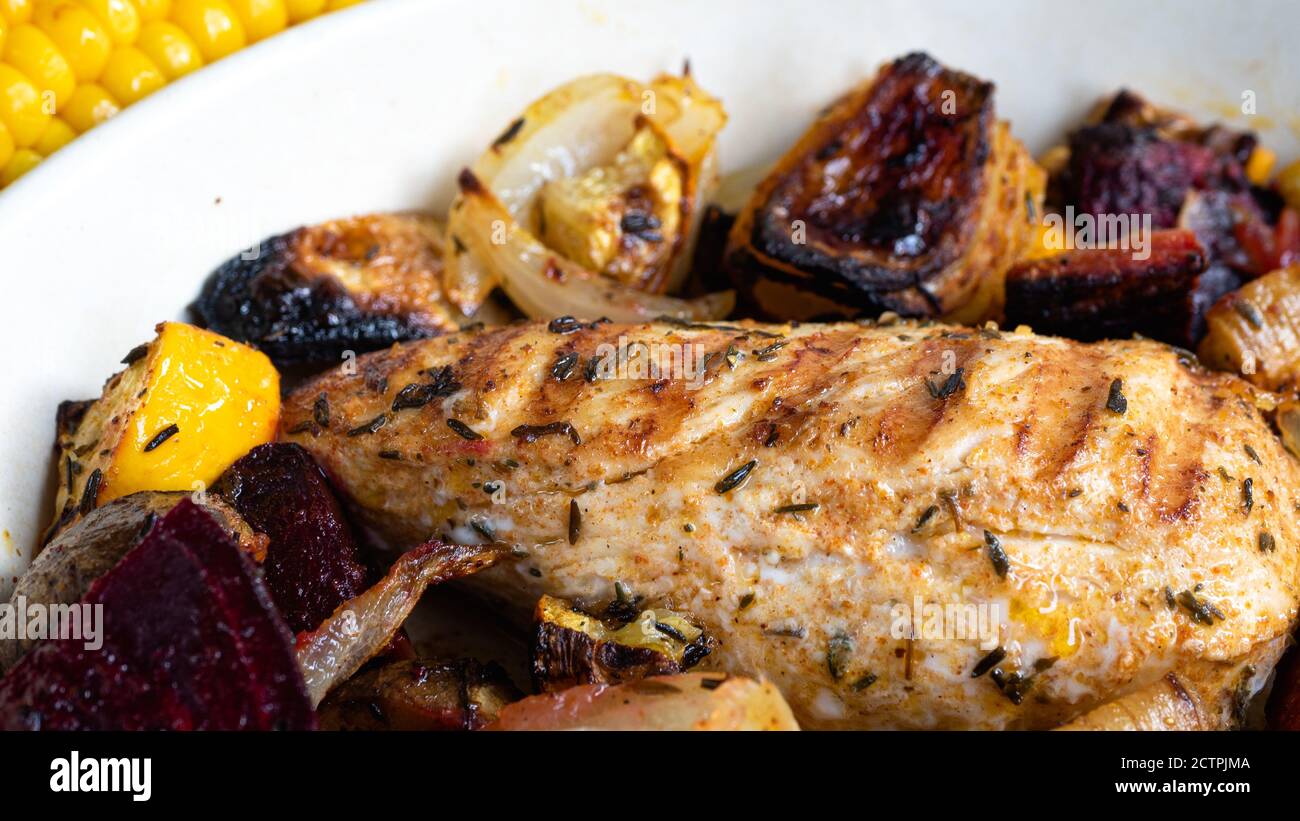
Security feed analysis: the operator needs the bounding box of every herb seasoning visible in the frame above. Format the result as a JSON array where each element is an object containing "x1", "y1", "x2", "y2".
[
  {"x1": 142, "y1": 423, "x2": 179, "y2": 452},
  {"x1": 79, "y1": 468, "x2": 102, "y2": 515},
  {"x1": 551, "y1": 351, "x2": 579, "y2": 381},
  {"x1": 312, "y1": 394, "x2": 330, "y2": 428},
  {"x1": 567, "y1": 499, "x2": 581, "y2": 545},
  {"x1": 1105, "y1": 378, "x2": 1127, "y2": 414},
  {"x1": 511, "y1": 421, "x2": 581, "y2": 445},
  {"x1": 912, "y1": 504, "x2": 939, "y2": 532},
  {"x1": 826, "y1": 632, "x2": 853, "y2": 681},
  {"x1": 1177, "y1": 589, "x2": 1225, "y2": 625},
  {"x1": 547, "y1": 316, "x2": 583, "y2": 334},
  {"x1": 925, "y1": 367, "x2": 965, "y2": 400},
  {"x1": 775, "y1": 502, "x2": 819, "y2": 514},
  {"x1": 446, "y1": 418, "x2": 483, "y2": 440},
  {"x1": 985, "y1": 530, "x2": 1009, "y2": 578},
  {"x1": 347, "y1": 414, "x2": 387, "y2": 436},
  {"x1": 716, "y1": 460, "x2": 758, "y2": 493},
  {"x1": 1259, "y1": 530, "x2": 1276, "y2": 553},
  {"x1": 971, "y1": 646, "x2": 1006, "y2": 678},
  {"x1": 1243, "y1": 477, "x2": 1254, "y2": 515}
]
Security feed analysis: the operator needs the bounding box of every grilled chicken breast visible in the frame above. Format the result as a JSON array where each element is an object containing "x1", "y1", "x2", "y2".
[{"x1": 282, "y1": 319, "x2": 1300, "y2": 729}]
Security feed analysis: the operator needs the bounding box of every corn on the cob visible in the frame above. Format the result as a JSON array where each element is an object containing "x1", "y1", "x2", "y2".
[{"x1": 0, "y1": 0, "x2": 360, "y2": 189}]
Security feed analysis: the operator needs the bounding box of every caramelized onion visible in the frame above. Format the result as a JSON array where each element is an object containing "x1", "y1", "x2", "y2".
[
  {"x1": 444, "y1": 72, "x2": 732, "y2": 321},
  {"x1": 295, "y1": 540, "x2": 509, "y2": 706}
]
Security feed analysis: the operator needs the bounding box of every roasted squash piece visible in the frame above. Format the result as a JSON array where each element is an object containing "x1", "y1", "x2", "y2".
[
  {"x1": 1003, "y1": 228, "x2": 1225, "y2": 345},
  {"x1": 532, "y1": 594, "x2": 715, "y2": 692},
  {"x1": 191, "y1": 213, "x2": 501, "y2": 367},
  {"x1": 44, "y1": 322, "x2": 279, "y2": 544},
  {"x1": 725, "y1": 52, "x2": 1044, "y2": 323}
]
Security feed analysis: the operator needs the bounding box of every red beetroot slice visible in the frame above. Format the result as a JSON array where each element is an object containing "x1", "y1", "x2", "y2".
[
  {"x1": 0, "y1": 499, "x2": 314, "y2": 730},
  {"x1": 214, "y1": 443, "x2": 369, "y2": 634}
]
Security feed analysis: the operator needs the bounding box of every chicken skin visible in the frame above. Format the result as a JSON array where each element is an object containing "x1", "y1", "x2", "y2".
[{"x1": 282, "y1": 319, "x2": 1300, "y2": 729}]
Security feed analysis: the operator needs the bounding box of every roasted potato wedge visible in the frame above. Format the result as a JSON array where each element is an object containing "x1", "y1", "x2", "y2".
[
  {"x1": 532, "y1": 594, "x2": 714, "y2": 691},
  {"x1": 191, "y1": 213, "x2": 502, "y2": 367},
  {"x1": 489, "y1": 672, "x2": 799, "y2": 731},
  {"x1": 44, "y1": 323, "x2": 279, "y2": 545},
  {"x1": 317, "y1": 658, "x2": 520, "y2": 731},
  {"x1": 725, "y1": 52, "x2": 1043, "y2": 323}
]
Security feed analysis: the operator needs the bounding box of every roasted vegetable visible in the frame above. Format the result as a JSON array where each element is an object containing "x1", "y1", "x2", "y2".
[
  {"x1": 213, "y1": 443, "x2": 369, "y2": 634},
  {"x1": 1, "y1": 490, "x2": 264, "y2": 672},
  {"x1": 317, "y1": 658, "x2": 520, "y2": 730},
  {"x1": 0, "y1": 500, "x2": 314, "y2": 730},
  {"x1": 489, "y1": 672, "x2": 799, "y2": 731},
  {"x1": 1197, "y1": 265, "x2": 1300, "y2": 390},
  {"x1": 1056, "y1": 89, "x2": 1255, "y2": 230},
  {"x1": 725, "y1": 52, "x2": 1044, "y2": 323},
  {"x1": 295, "y1": 539, "x2": 510, "y2": 707},
  {"x1": 43, "y1": 322, "x2": 279, "y2": 544},
  {"x1": 191, "y1": 212, "x2": 499, "y2": 367},
  {"x1": 444, "y1": 72, "x2": 734, "y2": 322},
  {"x1": 532, "y1": 594, "x2": 714, "y2": 691},
  {"x1": 1003, "y1": 228, "x2": 1229, "y2": 346}
]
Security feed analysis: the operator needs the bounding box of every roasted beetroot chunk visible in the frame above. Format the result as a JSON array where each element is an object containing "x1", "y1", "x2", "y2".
[
  {"x1": 1004, "y1": 229, "x2": 1225, "y2": 346},
  {"x1": 0, "y1": 500, "x2": 313, "y2": 730},
  {"x1": 214, "y1": 443, "x2": 369, "y2": 634}
]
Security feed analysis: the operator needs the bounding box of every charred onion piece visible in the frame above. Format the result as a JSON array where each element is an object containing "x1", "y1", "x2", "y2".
[
  {"x1": 0, "y1": 500, "x2": 314, "y2": 730},
  {"x1": 725, "y1": 52, "x2": 1044, "y2": 323},
  {"x1": 317, "y1": 658, "x2": 520, "y2": 731},
  {"x1": 295, "y1": 539, "x2": 511, "y2": 707},
  {"x1": 191, "y1": 213, "x2": 490, "y2": 367},
  {"x1": 489, "y1": 672, "x2": 799, "y2": 731},
  {"x1": 1004, "y1": 229, "x2": 1223, "y2": 346},
  {"x1": 532, "y1": 594, "x2": 715, "y2": 691},
  {"x1": 1198, "y1": 265, "x2": 1300, "y2": 390},
  {"x1": 444, "y1": 72, "x2": 733, "y2": 321},
  {"x1": 452, "y1": 169, "x2": 733, "y2": 322}
]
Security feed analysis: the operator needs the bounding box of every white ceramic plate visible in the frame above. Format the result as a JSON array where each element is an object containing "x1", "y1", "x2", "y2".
[{"x1": 1, "y1": 0, "x2": 1297, "y2": 596}]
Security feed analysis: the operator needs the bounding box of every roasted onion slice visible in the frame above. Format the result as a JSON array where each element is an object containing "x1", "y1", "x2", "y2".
[
  {"x1": 444, "y1": 72, "x2": 733, "y2": 321},
  {"x1": 725, "y1": 52, "x2": 1044, "y2": 323}
]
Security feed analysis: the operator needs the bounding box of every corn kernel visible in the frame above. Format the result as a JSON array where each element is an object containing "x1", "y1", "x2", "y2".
[
  {"x1": 31, "y1": 111, "x2": 70, "y2": 151},
  {"x1": 227, "y1": 0, "x2": 282, "y2": 42},
  {"x1": 326, "y1": 0, "x2": 361, "y2": 9},
  {"x1": 169, "y1": 0, "x2": 244, "y2": 61},
  {"x1": 0, "y1": 0, "x2": 33, "y2": 24},
  {"x1": 283, "y1": 0, "x2": 322, "y2": 22},
  {"x1": 73, "y1": 0, "x2": 137, "y2": 44},
  {"x1": 132, "y1": 0, "x2": 170, "y2": 21},
  {"x1": 0, "y1": 119, "x2": 13, "y2": 166},
  {"x1": 0, "y1": 61, "x2": 48, "y2": 144},
  {"x1": 0, "y1": 15, "x2": 7, "y2": 53},
  {"x1": 0, "y1": 144, "x2": 38, "y2": 183},
  {"x1": 3, "y1": 23, "x2": 74, "y2": 111},
  {"x1": 60, "y1": 79, "x2": 116, "y2": 131},
  {"x1": 33, "y1": 1, "x2": 111, "y2": 80},
  {"x1": 100, "y1": 43, "x2": 162, "y2": 103},
  {"x1": 136, "y1": 19, "x2": 198, "y2": 78}
]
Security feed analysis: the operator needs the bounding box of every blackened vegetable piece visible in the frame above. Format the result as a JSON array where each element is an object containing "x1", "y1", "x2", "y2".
[
  {"x1": 317, "y1": 658, "x2": 520, "y2": 731},
  {"x1": 725, "y1": 52, "x2": 1043, "y2": 322},
  {"x1": 0, "y1": 500, "x2": 314, "y2": 730},
  {"x1": 531, "y1": 595, "x2": 715, "y2": 692},
  {"x1": 190, "y1": 213, "x2": 477, "y2": 367},
  {"x1": 1003, "y1": 229, "x2": 1229, "y2": 347},
  {"x1": 213, "y1": 443, "x2": 369, "y2": 634}
]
